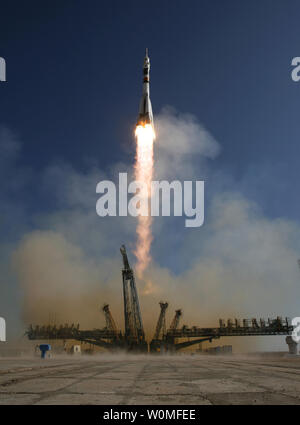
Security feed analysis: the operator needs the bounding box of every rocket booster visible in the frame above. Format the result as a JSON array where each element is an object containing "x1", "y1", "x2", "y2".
[{"x1": 137, "y1": 48, "x2": 154, "y2": 128}]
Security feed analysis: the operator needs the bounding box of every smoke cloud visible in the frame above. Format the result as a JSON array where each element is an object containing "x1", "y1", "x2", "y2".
[{"x1": 0, "y1": 109, "x2": 299, "y2": 352}]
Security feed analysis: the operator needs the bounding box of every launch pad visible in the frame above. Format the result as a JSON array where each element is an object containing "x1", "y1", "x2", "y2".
[{"x1": 27, "y1": 245, "x2": 294, "y2": 353}]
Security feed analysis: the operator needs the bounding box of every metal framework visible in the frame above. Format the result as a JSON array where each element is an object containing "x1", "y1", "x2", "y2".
[
  {"x1": 102, "y1": 304, "x2": 118, "y2": 334},
  {"x1": 26, "y1": 316, "x2": 294, "y2": 353},
  {"x1": 26, "y1": 324, "x2": 122, "y2": 350},
  {"x1": 149, "y1": 316, "x2": 293, "y2": 352},
  {"x1": 150, "y1": 302, "x2": 169, "y2": 352},
  {"x1": 162, "y1": 316, "x2": 293, "y2": 351},
  {"x1": 25, "y1": 243, "x2": 294, "y2": 354},
  {"x1": 120, "y1": 244, "x2": 146, "y2": 350},
  {"x1": 170, "y1": 309, "x2": 182, "y2": 331},
  {"x1": 153, "y1": 302, "x2": 168, "y2": 340},
  {"x1": 166, "y1": 317, "x2": 292, "y2": 339}
]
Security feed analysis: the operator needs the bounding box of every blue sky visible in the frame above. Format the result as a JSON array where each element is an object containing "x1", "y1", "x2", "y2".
[
  {"x1": 1, "y1": 1, "x2": 300, "y2": 346},
  {"x1": 1, "y1": 0, "x2": 299, "y2": 196}
]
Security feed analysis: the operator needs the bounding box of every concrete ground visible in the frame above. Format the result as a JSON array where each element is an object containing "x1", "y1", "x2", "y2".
[{"x1": 0, "y1": 354, "x2": 300, "y2": 405}]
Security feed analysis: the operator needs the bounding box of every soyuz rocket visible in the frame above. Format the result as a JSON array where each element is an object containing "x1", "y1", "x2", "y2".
[{"x1": 137, "y1": 48, "x2": 154, "y2": 128}]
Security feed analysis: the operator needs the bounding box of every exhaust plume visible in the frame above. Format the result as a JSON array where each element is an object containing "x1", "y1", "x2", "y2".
[{"x1": 134, "y1": 124, "x2": 155, "y2": 277}]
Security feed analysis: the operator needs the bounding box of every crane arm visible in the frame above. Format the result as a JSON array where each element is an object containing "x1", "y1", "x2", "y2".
[
  {"x1": 170, "y1": 309, "x2": 182, "y2": 330},
  {"x1": 120, "y1": 244, "x2": 131, "y2": 271},
  {"x1": 153, "y1": 302, "x2": 168, "y2": 340}
]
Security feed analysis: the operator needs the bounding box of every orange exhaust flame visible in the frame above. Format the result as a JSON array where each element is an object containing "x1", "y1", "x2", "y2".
[{"x1": 134, "y1": 124, "x2": 155, "y2": 278}]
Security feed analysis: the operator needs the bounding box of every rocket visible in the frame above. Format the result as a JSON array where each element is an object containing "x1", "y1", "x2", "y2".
[{"x1": 137, "y1": 48, "x2": 154, "y2": 128}]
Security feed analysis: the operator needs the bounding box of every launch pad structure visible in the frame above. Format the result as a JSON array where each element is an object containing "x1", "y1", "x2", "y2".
[{"x1": 27, "y1": 245, "x2": 294, "y2": 353}]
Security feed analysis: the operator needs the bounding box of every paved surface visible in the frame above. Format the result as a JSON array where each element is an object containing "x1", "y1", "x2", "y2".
[{"x1": 0, "y1": 354, "x2": 300, "y2": 405}]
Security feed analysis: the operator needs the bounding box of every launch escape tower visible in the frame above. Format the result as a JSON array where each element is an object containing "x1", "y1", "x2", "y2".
[{"x1": 120, "y1": 244, "x2": 147, "y2": 351}]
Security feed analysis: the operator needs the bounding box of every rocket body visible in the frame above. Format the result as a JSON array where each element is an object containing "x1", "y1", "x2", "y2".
[{"x1": 137, "y1": 48, "x2": 154, "y2": 128}]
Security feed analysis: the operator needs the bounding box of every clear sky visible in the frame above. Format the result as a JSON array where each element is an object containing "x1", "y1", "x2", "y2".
[
  {"x1": 1, "y1": 1, "x2": 300, "y2": 345},
  {"x1": 0, "y1": 0, "x2": 299, "y2": 217}
]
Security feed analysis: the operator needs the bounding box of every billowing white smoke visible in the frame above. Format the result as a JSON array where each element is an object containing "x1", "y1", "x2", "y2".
[
  {"x1": 12, "y1": 231, "x2": 124, "y2": 328},
  {"x1": 2, "y1": 109, "x2": 300, "y2": 351},
  {"x1": 154, "y1": 106, "x2": 220, "y2": 181}
]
